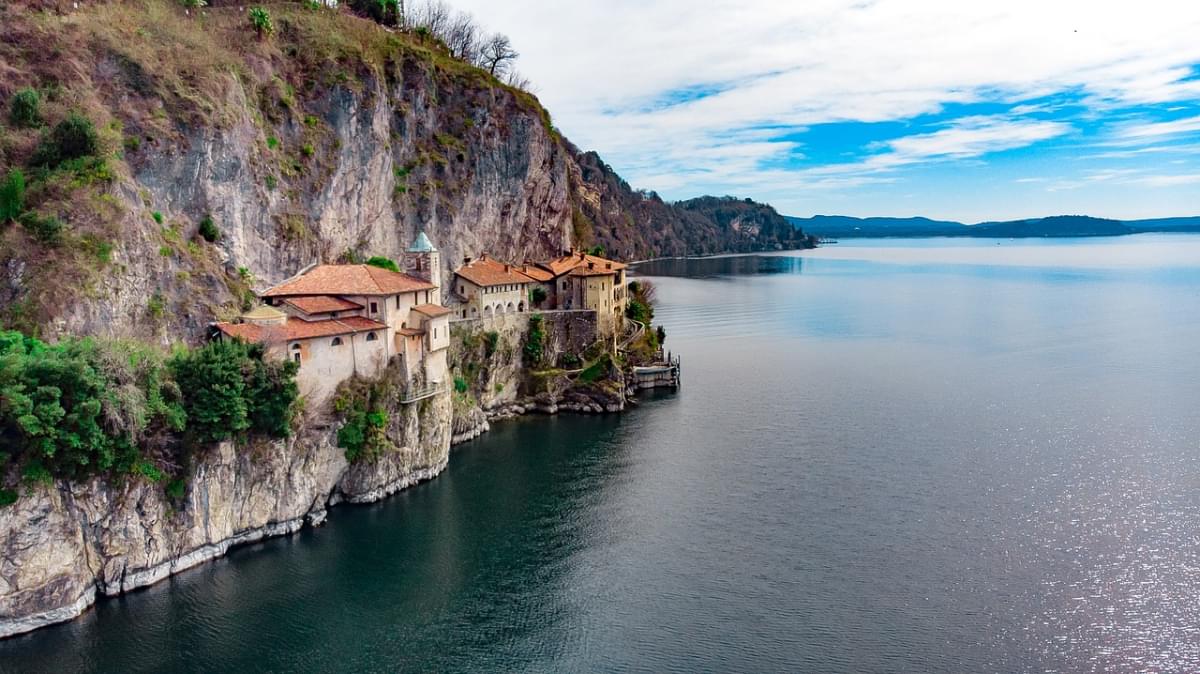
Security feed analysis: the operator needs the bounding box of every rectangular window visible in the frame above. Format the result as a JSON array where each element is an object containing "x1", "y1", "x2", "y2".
[
  {"x1": 396, "y1": 296, "x2": 400, "y2": 309},
  {"x1": 370, "y1": 302, "x2": 378, "y2": 313}
]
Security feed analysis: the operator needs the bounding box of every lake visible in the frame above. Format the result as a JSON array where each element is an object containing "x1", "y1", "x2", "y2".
[{"x1": 3, "y1": 235, "x2": 1200, "y2": 672}]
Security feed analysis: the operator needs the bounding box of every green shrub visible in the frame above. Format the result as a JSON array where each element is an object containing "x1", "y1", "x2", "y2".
[
  {"x1": 198, "y1": 215, "x2": 219, "y2": 242},
  {"x1": 265, "y1": 174, "x2": 277, "y2": 190},
  {"x1": 147, "y1": 292, "x2": 166, "y2": 318},
  {"x1": 266, "y1": 136, "x2": 279, "y2": 150},
  {"x1": 484, "y1": 331, "x2": 499, "y2": 356},
  {"x1": 454, "y1": 376, "x2": 468, "y2": 393},
  {"x1": 0, "y1": 331, "x2": 184, "y2": 481},
  {"x1": 300, "y1": 143, "x2": 315, "y2": 158},
  {"x1": 337, "y1": 401, "x2": 387, "y2": 462},
  {"x1": 365, "y1": 256, "x2": 399, "y2": 272},
  {"x1": 0, "y1": 169, "x2": 25, "y2": 223},
  {"x1": 8, "y1": 88, "x2": 41, "y2": 128},
  {"x1": 32, "y1": 113, "x2": 99, "y2": 168},
  {"x1": 165, "y1": 477, "x2": 187, "y2": 499},
  {"x1": 578, "y1": 353, "x2": 611, "y2": 383},
  {"x1": 304, "y1": 115, "x2": 320, "y2": 127},
  {"x1": 523, "y1": 314, "x2": 544, "y2": 365},
  {"x1": 249, "y1": 7, "x2": 274, "y2": 38},
  {"x1": 152, "y1": 211, "x2": 163, "y2": 224},
  {"x1": 529, "y1": 286, "x2": 547, "y2": 305},
  {"x1": 170, "y1": 339, "x2": 297, "y2": 444},
  {"x1": 0, "y1": 488, "x2": 16, "y2": 507},
  {"x1": 19, "y1": 212, "x2": 63, "y2": 245},
  {"x1": 124, "y1": 136, "x2": 141, "y2": 152}
]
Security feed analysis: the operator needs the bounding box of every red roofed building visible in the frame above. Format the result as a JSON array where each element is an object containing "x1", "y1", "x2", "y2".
[
  {"x1": 452, "y1": 254, "x2": 537, "y2": 319},
  {"x1": 212, "y1": 233, "x2": 450, "y2": 403},
  {"x1": 526, "y1": 249, "x2": 629, "y2": 332}
]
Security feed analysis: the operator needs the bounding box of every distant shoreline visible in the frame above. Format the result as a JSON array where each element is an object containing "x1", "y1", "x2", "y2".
[{"x1": 786, "y1": 215, "x2": 1200, "y2": 240}]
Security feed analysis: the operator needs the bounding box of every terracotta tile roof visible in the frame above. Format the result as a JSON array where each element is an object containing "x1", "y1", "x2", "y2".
[
  {"x1": 214, "y1": 316, "x2": 388, "y2": 342},
  {"x1": 569, "y1": 265, "x2": 618, "y2": 277},
  {"x1": 517, "y1": 264, "x2": 554, "y2": 282},
  {"x1": 454, "y1": 255, "x2": 536, "y2": 287},
  {"x1": 263, "y1": 264, "x2": 434, "y2": 297},
  {"x1": 537, "y1": 251, "x2": 627, "y2": 278},
  {"x1": 412, "y1": 303, "x2": 452, "y2": 318},
  {"x1": 282, "y1": 296, "x2": 363, "y2": 314}
]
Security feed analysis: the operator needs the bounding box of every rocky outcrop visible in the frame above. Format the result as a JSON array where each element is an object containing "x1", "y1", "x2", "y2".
[{"x1": 0, "y1": 388, "x2": 452, "y2": 639}]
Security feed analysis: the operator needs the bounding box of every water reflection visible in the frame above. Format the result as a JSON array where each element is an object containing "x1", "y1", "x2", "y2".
[{"x1": 635, "y1": 253, "x2": 804, "y2": 278}]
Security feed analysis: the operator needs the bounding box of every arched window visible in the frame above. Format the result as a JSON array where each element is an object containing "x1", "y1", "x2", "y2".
[
  {"x1": 291, "y1": 343, "x2": 302, "y2": 350},
  {"x1": 366, "y1": 332, "x2": 378, "y2": 342},
  {"x1": 331, "y1": 337, "x2": 343, "y2": 346}
]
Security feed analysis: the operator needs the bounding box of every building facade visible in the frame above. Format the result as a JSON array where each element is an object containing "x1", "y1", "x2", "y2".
[
  {"x1": 213, "y1": 234, "x2": 451, "y2": 404},
  {"x1": 452, "y1": 254, "x2": 536, "y2": 319}
]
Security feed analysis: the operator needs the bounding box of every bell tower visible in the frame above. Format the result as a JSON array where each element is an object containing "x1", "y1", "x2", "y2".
[{"x1": 404, "y1": 230, "x2": 441, "y2": 295}]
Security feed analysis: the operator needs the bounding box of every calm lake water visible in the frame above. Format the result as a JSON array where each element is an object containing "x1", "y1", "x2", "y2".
[{"x1": 4, "y1": 235, "x2": 1200, "y2": 672}]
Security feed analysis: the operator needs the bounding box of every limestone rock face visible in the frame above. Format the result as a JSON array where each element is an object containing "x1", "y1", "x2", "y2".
[{"x1": 0, "y1": 389, "x2": 451, "y2": 639}]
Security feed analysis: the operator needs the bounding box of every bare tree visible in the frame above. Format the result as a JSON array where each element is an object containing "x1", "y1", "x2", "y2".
[
  {"x1": 444, "y1": 11, "x2": 481, "y2": 63},
  {"x1": 412, "y1": 0, "x2": 450, "y2": 36},
  {"x1": 480, "y1": 33, "x2": 518, "y2": 77},
  {"x1": 504, "y1": 70, "x2": 532, "y2": 91}
]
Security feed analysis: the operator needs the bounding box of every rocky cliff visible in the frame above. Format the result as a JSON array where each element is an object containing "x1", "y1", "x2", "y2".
[
  {"x1": 0, "y1": 382, "x2": 452, "y2": 639},
  {"x1": 0, "y1": 0, "x2": 812, "y2": 342}
]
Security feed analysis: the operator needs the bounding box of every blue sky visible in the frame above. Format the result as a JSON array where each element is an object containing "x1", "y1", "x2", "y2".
[{"x1": 453, "y1": 1, "x2": 1200, "y2": 221}]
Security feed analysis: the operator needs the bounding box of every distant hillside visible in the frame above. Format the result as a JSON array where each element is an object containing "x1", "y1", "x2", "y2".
[
  {"x1": 573, "y1": 153, "x2": 817, "y2": 258},
  {"x1": 788, "y1": 214, "x2": 1200, "y2": 238}
]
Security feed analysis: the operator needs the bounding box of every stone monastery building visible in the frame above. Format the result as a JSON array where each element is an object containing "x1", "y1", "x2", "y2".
[
  {"x1": 214, "y1": 232, "x2": 631, "y2": 405},
  {"x1": 215, "y1": 232, "x2": 449, "y2": 403}
]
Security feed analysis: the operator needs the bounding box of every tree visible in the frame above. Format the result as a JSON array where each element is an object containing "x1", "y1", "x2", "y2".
[
  {"x1": 32, "y1": 113, "x2": 99, "y2": 168},
  {"x1": 8, "y1": 88, "x2": 41, "y2": 128},
  {"x1": 479, "y1": 33, "x2": 518, "y2": 76},
  {"x1": 444, "y1": 12, "x2": 481, "y2": 62},
  {"x1": 365, "y1": 256, "x2": 400, "y2": 272},
  {"x1": 529, "y1": 286, "x2": 547, "y2": 306},
  {"x1": 171, "y1": 339, "x2": 252, "y2": 443},
  {"x1": 0, "y1": 169, "x2": 25, "y2": 224},
  {"x1": 248, "y1": 7, "x2": 274, "y2": 39}
]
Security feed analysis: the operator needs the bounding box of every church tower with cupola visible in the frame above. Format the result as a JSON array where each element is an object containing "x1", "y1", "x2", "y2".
[{"x1": 403, "y1": 230, "x2": 441, "y2": 294}]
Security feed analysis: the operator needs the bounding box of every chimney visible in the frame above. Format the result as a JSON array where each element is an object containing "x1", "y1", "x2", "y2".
[
  {"x1": 578, "y1": 251, "x2": 585, "y2": 260},
  {"x1": 463, "y1": 256, "x2": 471, "y2": 265},
  {"x1": 588, "y1": 261, "x2": 595, "y2": 270},
  {"x1": 606, "y1": 262, "x2": 612, "y2": 270},
  {"x1": 504, "y1": 264, "x2": 510, "y2": 272}
]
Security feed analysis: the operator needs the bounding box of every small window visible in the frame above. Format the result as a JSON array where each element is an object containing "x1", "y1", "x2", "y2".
[
  {"x1": 293, "y1": 353, "x2": 301, "y2": 364},
  {"x1": 331, "y1": 337, "x2": 343, "y2": 346},
  {"x1": 433, "y1": 327, "x2": 438, "y2": 338},
  {"x1": 370, "y1": 302, "x2": 378, "y2": 313},
  {"x1": 366, "y1": 332, "x2": 378, "y2": 342},
  {"x1": 396, "y1": 296, "x2": 401, "y2": 309}
]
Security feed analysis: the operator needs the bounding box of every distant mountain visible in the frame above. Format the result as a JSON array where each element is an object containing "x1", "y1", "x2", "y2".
[{"x1": 787, "y1": 214, "x2": 1200, "y2": 238}]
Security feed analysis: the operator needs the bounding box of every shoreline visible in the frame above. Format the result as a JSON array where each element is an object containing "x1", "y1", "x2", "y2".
[{"x1": 0, "y1": 370, "x2": 665, "y2": 640}]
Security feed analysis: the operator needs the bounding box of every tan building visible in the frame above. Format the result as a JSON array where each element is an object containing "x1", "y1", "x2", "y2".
[
  {"x1": 528, "y1": 250, "x2": 629, "y2": 332},
  {"x1": 452, "y1": 254, "x2": 536, "y2": 319},
  {"x1": 214, "y1": 234, "x2": 451, "y2": 404}
]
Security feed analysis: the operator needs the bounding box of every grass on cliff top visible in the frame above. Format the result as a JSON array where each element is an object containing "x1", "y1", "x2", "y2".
[{"x1": 4, "y1": 0, "x2": 553, "y2": 131}]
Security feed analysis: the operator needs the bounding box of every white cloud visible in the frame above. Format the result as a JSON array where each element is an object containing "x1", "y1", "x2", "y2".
[
  {"x1": 444, "y1": 0, "x2": 1200, "y2": 216},
  {"x1": 1116, "y1": 115, "x2": 1200, "y2": 140},
  {"x1": 1134, "y1": 173, "x2": 1200, "y2": 187}
]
